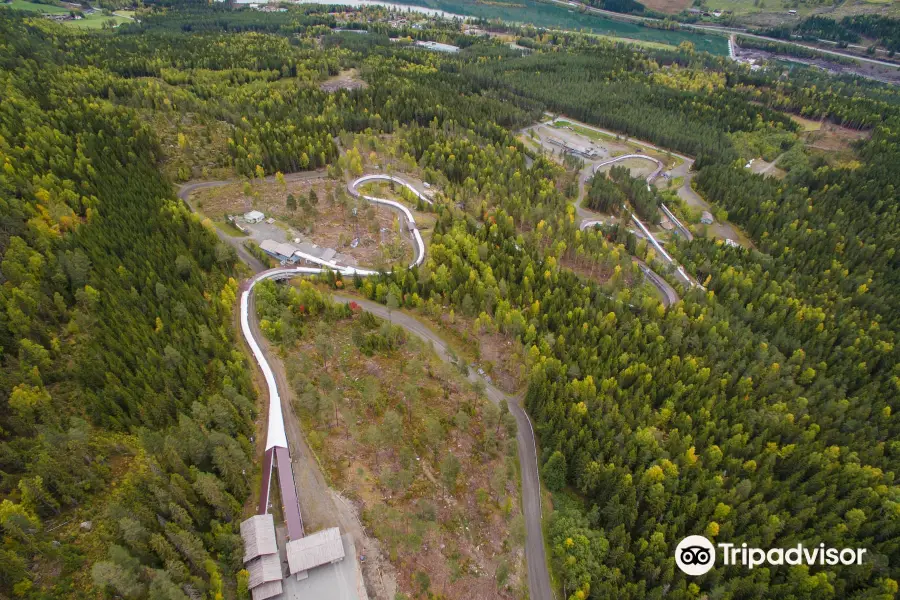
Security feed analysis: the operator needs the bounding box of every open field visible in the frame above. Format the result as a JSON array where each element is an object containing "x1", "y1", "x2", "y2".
[
  {"x1": 1, "y1": 2, "x2": 131, "y2": 26},
  {"x1": 588, "y1": 31, "x2": 679, "y2": 50},
  {"x1": 3, "y1": 0, "x2": 68, "y2": 13},
  {"x1": 321, "y1": 68, "x2": 368, "y2": 92},
  {"x1": 596, "y1": 156, "x2": 658, "y2": 178},
  {"x1": 66, "y1": 13, "x2": 129, "y2": 28},
  {"x1": 820, "y1": 0, "x2": 900, "y2": 18},
  {"x1": 790, "y1": 114, "x2": 824, "y2": 132},
  {"x1": 702, "y1": 0, "x2": 816, "y2": 17},
  {"x1": 700, "y1": 0, "x2": 899, "y2": 27},
  {"x1": 554, "y1": 120, "x2": 618, "y2": 143},
  {"x1": 638, "y1": 0, "x2": 691, "y2": 14},
  {"x1": 802, "y1": 120, "x2": 869, "y2": 154}
]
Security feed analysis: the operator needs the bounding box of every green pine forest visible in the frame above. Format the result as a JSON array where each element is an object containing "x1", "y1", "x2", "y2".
[{"x1": 0, "y1": 3, "x2": 897, "y2": 600}]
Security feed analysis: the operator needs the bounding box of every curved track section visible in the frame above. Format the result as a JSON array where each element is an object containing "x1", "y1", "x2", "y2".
[
  {"x1": 347, "y1": 174, "x2": 431, "y2": 268},
  {"x1": 592, "y1": 153, "x2": 663, "y2": 180},
  {"x1": 586, "y1": 154, "x2": 698, "y2": 291},
  {"x1": 233, "y1": 175, "x2": 554, "y2": 599},
  {"x1": 591, "y1": 154, "x2": 693, "y2": 242}
]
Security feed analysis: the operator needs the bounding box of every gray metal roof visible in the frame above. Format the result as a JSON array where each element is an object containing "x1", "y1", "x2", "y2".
[
  {"x1": 241, "y1": 514, "x2": 278, "y2": 563},
  {"x1": 250, "y1": 579, "x2": 283, "y2": 600},
  {"x1": 320, "y1": 248, "x2": 336, "y2": 261},
  {"x1": 247, "y1": 553, "x2": 283, "y2": 589},
  {"x1": 260, "y1": 239, "x2": 299, "y2": 259},
  {"x1": 286, "y1": 527, "x2": 346, "y2": 575}
]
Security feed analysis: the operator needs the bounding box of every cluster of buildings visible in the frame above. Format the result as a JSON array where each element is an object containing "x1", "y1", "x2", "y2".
[
  {"x1": 236, "y1": 210, "x2": 350, "y2": 269},
  {"x1": 687, "y1": 7, "x2": 726, "y2": 18},
  {"x1": 43, "y1": 12, "x2": 81, "y2": 22},
  {"x1": 547, "y1": 136, "x2": 600, "y2": 159},
  {"x1": 388, "y1": 16, "x2": 410, "y2": 28},
  {"x1": 231, "y1": 0, "x2": 287, "y2": 10},
  {"x1": 241, "y1": 514, "x2": 347, "y2": 600},
  {"x1": 259, "y1": 239, "x2": 341, "y2": 268},
  {"x1": 414, "y1": 40, "x2": 460, "y2": 53}
]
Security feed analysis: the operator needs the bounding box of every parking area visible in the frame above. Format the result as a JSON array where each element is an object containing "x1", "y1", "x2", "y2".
[{"x1": 277, "y1": 528, "x2": 366, "y2": 600}]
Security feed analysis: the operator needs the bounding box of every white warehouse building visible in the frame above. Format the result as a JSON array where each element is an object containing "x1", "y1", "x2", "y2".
[{"x1": 245, "y1": 210, "x2": 265, "y2": 224}]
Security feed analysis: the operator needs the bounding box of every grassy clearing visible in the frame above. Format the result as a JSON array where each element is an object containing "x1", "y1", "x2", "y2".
[
  {"x1": 65, "y1": 13, "x2": 129, "y2": 28},
  {"x1": 214, "y1": 220, "x2": 247, "y2": 238},
  {"x1": 702, "y1": 0, "x2": 814, "y2": 16},
  {"x1": 554, "y1": 120, "x2": 617, "y2": 143},
  {"x1": 802, "y1": 121, "x2": 869, "y2": 155},
  {"x1": 3, "y1": 0, "x2": 68, "y2": 13},
  {"x1": 820, "y1": 0, "x2": 899, "y2": 17},
  {"x1": 790, "y1": 114, "x2": 824, "y2": 132},
  {"x1": 591, "y1": 32, "x2": 679, "y2": 51},
  {"x1": 638, "y1": 0, "x2": 692, "y2": 14}
]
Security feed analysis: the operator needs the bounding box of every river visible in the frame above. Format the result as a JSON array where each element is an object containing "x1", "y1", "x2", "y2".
[{"x1": 287, "y1": 0, "x2": 728, "y2": 55}]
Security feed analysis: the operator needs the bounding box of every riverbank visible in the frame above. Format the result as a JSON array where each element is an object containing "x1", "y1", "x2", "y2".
[{"x1": 290, "y1": 0, "x2": 730, "y2": 54}]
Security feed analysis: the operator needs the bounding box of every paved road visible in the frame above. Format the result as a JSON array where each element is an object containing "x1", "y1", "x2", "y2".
[
  {"x1": 546, "y1": 0, "x2": 900, "y2": 69},
  {"x1": 731, "y1": 31, "x2": 900, "y2": 69},
  {"x1": 197, "y1": 172, "x2": 555, "y2": 600}
]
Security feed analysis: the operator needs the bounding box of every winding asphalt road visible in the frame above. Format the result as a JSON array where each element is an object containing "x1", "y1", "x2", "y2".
[{"x1": 180, "y1": 175, "x2": 554, "y2": 600}]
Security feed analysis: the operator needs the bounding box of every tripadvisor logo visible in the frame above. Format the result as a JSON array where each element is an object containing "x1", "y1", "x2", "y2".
[
  {"x1": 676, "y1": 535, "x2": 716, "y2": 576},
  {"x1": 675, "y1": 535, "x2": 868, "y2": 576}
]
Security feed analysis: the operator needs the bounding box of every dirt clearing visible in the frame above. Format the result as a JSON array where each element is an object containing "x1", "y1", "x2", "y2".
[
  {"x1": 802, "y1": 121, "x2": 870, "y2": 154},
  {"x1": 280, "y1": 304, "x2": 527, "y2": 599},
  {"x1": 190, "y1": 176, "x2": 414, "y2": 268},
  {"x1": 321, "y1": 69, "x2": 368, "y2": 93},
  {"x1": 638, "y1": 0, "x2": 692, "y2": 14}
]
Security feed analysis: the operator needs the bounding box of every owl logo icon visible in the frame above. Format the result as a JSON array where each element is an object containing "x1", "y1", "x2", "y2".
[{"x1": 676, "y1": 535, "x2": 715, "y2": 576}]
